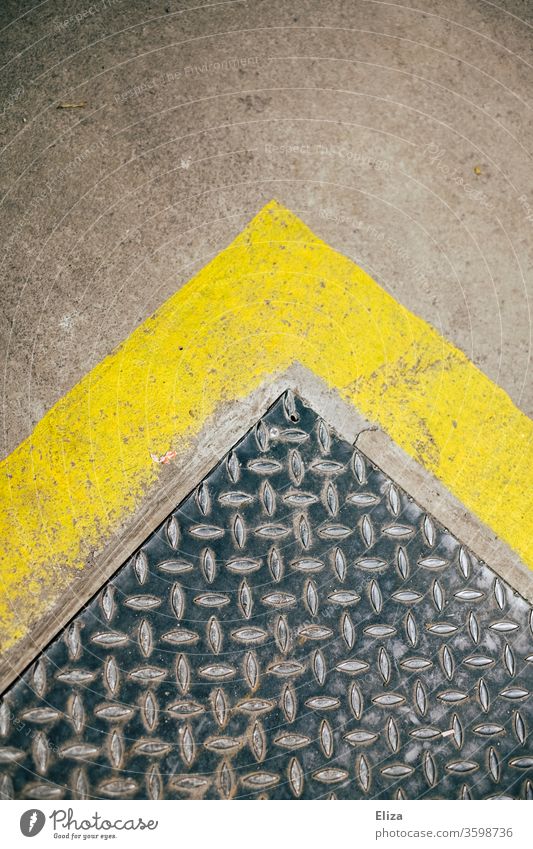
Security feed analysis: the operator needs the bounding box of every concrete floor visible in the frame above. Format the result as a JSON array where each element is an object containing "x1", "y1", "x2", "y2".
[{"x1": 0, "y1": 0, "x2": 531, "y2": 460}]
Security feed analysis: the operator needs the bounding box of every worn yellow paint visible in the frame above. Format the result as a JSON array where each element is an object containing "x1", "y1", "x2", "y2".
[{"x1": 1, "y1": 200, "x2": 532, "y2": 650}]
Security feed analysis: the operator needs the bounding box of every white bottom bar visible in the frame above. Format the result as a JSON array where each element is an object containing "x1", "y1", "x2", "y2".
[{"x1": 4, "y1": 800, "x2": 530, "y2": 848}]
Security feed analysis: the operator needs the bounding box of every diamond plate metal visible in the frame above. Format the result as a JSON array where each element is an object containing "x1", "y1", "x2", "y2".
[{"x1": 0, "y1": 392, "x2": 531, "y2": 800}]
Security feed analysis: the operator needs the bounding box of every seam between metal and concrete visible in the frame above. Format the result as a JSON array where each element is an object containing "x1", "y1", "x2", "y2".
[{"x1": 0, "y1": 200, "x2": 531, "y2": 693}]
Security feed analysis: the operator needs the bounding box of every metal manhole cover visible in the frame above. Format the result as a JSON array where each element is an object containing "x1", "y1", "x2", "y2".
[{"x1": 0, "y1": 392, "x2": 531, "y2": 800}]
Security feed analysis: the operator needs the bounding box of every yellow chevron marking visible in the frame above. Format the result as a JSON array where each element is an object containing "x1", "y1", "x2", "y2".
[{"x1": 0, "y1": 200, "x2": 531, "y2": 650}]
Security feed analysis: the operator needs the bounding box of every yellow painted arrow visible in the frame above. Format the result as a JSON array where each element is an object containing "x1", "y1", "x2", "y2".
[{"x1": 1, "y1": 200, "x2": 531, "y2": 652}]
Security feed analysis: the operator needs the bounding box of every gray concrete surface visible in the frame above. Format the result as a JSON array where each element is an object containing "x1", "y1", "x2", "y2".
[{"x1": 0, "y1": 0, "x2": 531, "y2": 460}]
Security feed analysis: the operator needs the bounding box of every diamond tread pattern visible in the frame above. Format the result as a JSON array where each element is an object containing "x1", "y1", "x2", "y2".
[{"x1": 0, "y1": 392, "x2": 531, "y2": 800}]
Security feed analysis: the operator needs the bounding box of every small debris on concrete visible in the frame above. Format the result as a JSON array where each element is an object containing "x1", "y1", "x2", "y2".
[
  {"x1": 150, "y1": 448, "x2": 177, "y2": 464},
  {"x1": 57, "y1": 101, "x2": 87, "y2": 109}
]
